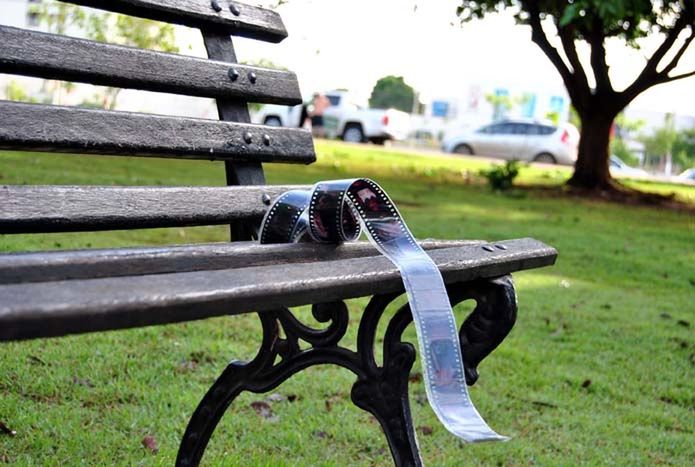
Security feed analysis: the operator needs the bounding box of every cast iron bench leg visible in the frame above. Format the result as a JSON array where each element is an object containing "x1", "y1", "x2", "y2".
[{"x1": 176, "y1": 275, "x2": 517, "y2": 467}]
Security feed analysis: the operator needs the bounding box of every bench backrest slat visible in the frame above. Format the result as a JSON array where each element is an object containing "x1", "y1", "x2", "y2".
[
  {"x1": 0, "y1": 26, "x2": 301, "y2": 105},
  {"x1": 0, "y1": 185, "x2": 304, "y2": 234},
  {"x1": 201, "y1": 30, "x2": 268, "y2": 240},
  {"x1": 64, "y1": 0, "x2": 288, "y2": 42},
  {"x1": 1, "y1": 0, "x2": 307, "y2": 242},
  {"x1": 0, "y1": 100, "x2": 315, "y2": 163}
]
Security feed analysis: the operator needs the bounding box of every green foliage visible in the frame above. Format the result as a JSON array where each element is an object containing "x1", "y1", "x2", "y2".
[
  {"x1": 480, "y1": 160, "x2": 522, "y2": 190},
  {"x1": 29, "y1": 1, "x2": 86, "y2": 35},
  {"x1": 457, "y1": 0, "x2": 689, "y2": 44},
  {"x1": 32, "y1": 1, "x2": 178, "y2": 52},
  {"x1": 615, "y1": 113, "x2": 646, "y2": 134},
  {"x1": 485, "y1": 93, "x2": 514, "y2": 111},
  {"x1": 545, "y1": 111, "x2": 560, "y2": 125},
  {"x1": 3, "y1": 81, "x2": 39, "y2": 103},
  {"x1": 368, "y1": 76, "x2": 416, "y2": 113},
  {"x1": 641, "y1": 114, "x2": 678, "y2": 158},
  {"x1": 611, "y1": 113, "x2": 646, "y2": 166},
  {"x1": 673, "y1": 127, "x2": 695, "y2": 168},
  {"x1": 113, "y1": 15, "x2": 178, "y2": 52},
  {"x1": 486, "y1": 92, "x2": 511, "y2": 120},
  {"x1": 484, "y1": 93, "x2": 530, "y2": 120},
  {"x1": 610, "y1": 137, "x2": 639, "y2": 166},
  {"x1": 637, "y1": 114, "x2": 695, "y2": 171},
  {"x1": 32, "y1": 1, "x2": 178, "y2": 109}
]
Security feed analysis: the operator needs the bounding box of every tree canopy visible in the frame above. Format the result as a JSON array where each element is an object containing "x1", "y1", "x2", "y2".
[{"x1": 368, "y1": 76, "x2": 416, "y2": 113}]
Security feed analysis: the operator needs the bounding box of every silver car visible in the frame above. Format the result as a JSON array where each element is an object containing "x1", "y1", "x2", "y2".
[
  {"x1": 442, "y1": 120, "x2": 579, "y2": 165},
  {"x1": 609, "y1": 155, "x2": 648, "y2": 178}
]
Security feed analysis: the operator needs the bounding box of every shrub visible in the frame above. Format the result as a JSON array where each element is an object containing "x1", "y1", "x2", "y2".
[{"x1": 480, "y1": 160, "x2": 522, "y2": 191}]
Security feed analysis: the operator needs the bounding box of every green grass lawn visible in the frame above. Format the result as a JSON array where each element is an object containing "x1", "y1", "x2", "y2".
[{"x1": 1, "y1": 142, "x2": 694, "y2": 466}]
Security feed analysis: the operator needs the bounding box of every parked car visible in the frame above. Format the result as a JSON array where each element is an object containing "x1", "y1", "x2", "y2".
[
  {"x1": 677, "y1": 168, "x2": 695, "y2": 182},
  {"x1": 609, "y1": 155, "x2": 648, "y2": 178},
  {"x1": 252, "y1": 90, "x2": 410, "y2": 144},
  {"x1": 441, "y1": 119, "x2": 579, "y2": 165},
  {"x1": 253, "y1": 101, "x2": 304, "y2": 128}
]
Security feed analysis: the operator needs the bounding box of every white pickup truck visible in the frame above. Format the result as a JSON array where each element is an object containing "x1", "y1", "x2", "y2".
[{"x1": 252, "y1": 90, "x2": 410, "y2": 144}]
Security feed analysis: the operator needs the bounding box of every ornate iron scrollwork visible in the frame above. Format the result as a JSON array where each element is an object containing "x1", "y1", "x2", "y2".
[{"x1": 176, "y1": 275, "x2": 517, "y2": 467}]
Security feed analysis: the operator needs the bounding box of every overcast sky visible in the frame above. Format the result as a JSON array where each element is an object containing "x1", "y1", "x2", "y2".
[{"x1": 192, "y1": 0, "x2": 695, "y2": 114}]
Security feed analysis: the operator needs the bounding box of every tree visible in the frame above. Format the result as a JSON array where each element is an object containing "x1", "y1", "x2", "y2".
[
  {"x1": 32, "y1": 1, "x2": 178, "y2": 109},
  {"x1": 484, "y1": 92, "x2": 530, "y2": 120},
  {"x1": 369, "y1": 76, "x2": 417, "y2": 113},
  {"x1": 457, "y1": 1, "x2": 695, "y2": 191},
  {"x1": 673, "y1": 127, "x2": 695, "y2": 168},
  {"x1": 611, "y1": 113, "x2": 645, "y2": 166},
  {"x1": 4, "y1": 81, "x2": 40, "y2": 103},
  {"x1": 641, "y1": 114, "x2": 679, "y2": 174}
]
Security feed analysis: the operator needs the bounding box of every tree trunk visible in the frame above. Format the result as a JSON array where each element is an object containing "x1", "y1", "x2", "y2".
[{"x1": 567, "y1": 112, "x2": 615, "y2": 190}]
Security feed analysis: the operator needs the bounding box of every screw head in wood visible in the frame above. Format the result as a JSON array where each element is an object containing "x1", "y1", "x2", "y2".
[
  {"x1": 495, "y1": 244, "x2": 508, "y2": 250},
  {"x1": 262, "y1": 193, "x2": 272, "y2": 205},
  {"x1": 210, "y1": 0, "x2": 222, "y2": 12},
  {"x1": 248, "y1": 72, "x2": 257, "y2": 84},
  {"x1": 262, "y1": 134, "x2": 271, "y2": 146},
  {"x1": 482, "y1": 245, "x2": 495, "y2": 252},
  {"x1": 244, "y1": 132, "x2": 253, "y2": 144},
  {"x1": 228, "y1": 68, "x2": 239, "y2": 81},
  {"x1": 229, "y1": 3, "x2": 241, "y2": 15}
]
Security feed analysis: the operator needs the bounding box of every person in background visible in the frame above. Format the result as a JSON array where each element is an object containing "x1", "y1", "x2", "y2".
[
  {"x1": 309, "y1": 92, "x2": 331, "y2": 138},
  {"x1": 298, "y1": 102, "x2": 310, "y2": 129}
]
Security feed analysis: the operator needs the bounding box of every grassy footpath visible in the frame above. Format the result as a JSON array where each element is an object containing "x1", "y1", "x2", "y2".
[{"x1": 1, "y1": 142, "x2": 693, "y2": 465}]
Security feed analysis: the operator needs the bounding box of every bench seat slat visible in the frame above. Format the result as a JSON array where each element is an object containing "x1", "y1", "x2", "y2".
[
  {"x1": 0, "y1": 101, "x2": 315, "y2": 163},
  {"x1": 0, "y1": 185, "x2": 306, "y2": 234},
  {"x1": 0, "y1": 26, "x2": 301, "y2": 105},
  {"x1": 64, "y1": 0, "x2": 288, "y2": 43},
  {"x1": 0, "y1": 240, "x2": 483, "y2": 284},
  {"x1": 0, "y1": 238, "x2": 557, "y2": 341}
]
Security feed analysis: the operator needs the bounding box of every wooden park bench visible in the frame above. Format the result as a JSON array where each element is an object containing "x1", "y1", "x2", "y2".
[{"x1": 0, "y1": 1, "x2": 557, "y2": 465}]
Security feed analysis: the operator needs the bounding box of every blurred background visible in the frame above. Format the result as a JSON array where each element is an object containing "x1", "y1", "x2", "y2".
[{"x1": 2, "y1": 0, "x2": 694, "y2": 180}]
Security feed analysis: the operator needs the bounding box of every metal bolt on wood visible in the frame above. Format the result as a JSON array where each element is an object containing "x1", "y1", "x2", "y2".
[
  {"x1": 230, "y1": 3, "x2": 241, "y2": 16},
  {"x1": 262, "y1": 134, "x2": 271, "y2": 146},
  {"x1": 227, "y1": 68, "x2": 239, "y2": 81},
  {"x1": 248, "y1": 72, "x2": 257, "y2": 83},
  {"x1": 244, "y1": 132, "x2": 253, "y2": 144},
  {"x1": 210, "y1": 0, "x2": 222, "y2": 13}
]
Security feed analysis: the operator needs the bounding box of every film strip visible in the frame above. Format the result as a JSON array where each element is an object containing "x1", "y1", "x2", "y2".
[{"x1": 260, "y1": 179, "x2": 507, "y2": 443}]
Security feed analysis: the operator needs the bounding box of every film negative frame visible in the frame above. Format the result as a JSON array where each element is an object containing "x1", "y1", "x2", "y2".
[{"x1": 260, "y1": 178, "x2": 508, "y2": 443}]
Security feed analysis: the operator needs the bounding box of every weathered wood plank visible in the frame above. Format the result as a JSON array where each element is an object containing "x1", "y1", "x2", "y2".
[
  {"x1": 0, "y1": 239, "x2": 484, "y2": 284},
  {"x1": 0, "y1": 185, "x2": 306, "y2": 234},
  {"x1": 63, "y1": 0, "x2": 288, "y2": 43},
  {"x1": 0, "y1": 101, "x2": 315, "y2": 163},
  {"x1": 202, "y1": 30, "x2": 266, "y2": 241},
  {"x1": 0, "y1": 238, "x2": 558, "y2": 341},
  {"x1": 0, "y1": 26, "x2": 301, "y2": 105}
]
